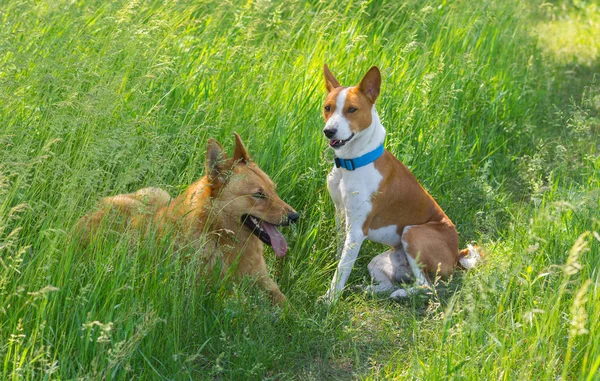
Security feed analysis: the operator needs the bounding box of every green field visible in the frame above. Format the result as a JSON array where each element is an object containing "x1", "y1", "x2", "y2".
[{"x1": 1, "y1": 0, "x2": 599, "y2": 379}]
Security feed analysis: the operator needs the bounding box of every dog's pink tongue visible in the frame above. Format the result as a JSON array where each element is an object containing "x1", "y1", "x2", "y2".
[{"x1": 261, "y1": 222, "x2": 288, "y2": 257}]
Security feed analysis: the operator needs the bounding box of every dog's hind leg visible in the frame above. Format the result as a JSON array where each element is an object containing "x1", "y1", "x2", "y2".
[
  {"x1": 389, "y1": 254, "x2": 432, "y2": 299},
  {"x1": 390, "y1": 222, "x2": 458, "y2": 299},
  {"x1": 366, "y1": 247, "x2": 413, "y2": 294},
  {"x1": 74, "y1": 193, "x2": 146, "y2": 246},
  {"x1": 130, "y1": 187, "x2": 171, "y2": 208}
]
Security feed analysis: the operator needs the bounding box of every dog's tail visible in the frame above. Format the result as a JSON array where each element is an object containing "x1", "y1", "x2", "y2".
[{"x1": 458, "y1": 244, "x2": 483, "y2": 269}]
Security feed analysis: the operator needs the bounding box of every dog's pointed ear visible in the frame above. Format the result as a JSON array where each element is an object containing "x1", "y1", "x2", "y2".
[
  {"x1": 232, "y1": 132, "x2": 251, "y2": 163},
  {"x1": 358, "y1": 66, "x2": 381, "y2": 103},
  {"x1": 324, "y1": 64, "x2": 341, "y2": 93},
  {"x1": 206, "y1": 138, "x2": 229, "y2": 180}
]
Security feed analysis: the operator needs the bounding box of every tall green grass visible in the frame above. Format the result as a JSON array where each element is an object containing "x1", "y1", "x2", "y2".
[{"x1": 1, "y1": 0, "x2": 598, "y2": 379}]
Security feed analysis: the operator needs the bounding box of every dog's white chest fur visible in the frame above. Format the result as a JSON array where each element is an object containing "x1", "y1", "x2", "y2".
[
  {"x1": 328, "y1": 163, "x2": 402, "y2": 247},
  {"x1": 328, "y1": 163, "x2": 394, "y2": 242},
  {"x1": 329, "y1": 163, "x2": 379, "y2": 212}
]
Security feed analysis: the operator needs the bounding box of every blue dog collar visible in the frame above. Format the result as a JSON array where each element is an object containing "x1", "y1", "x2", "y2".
[{"x1": 334, "y1": 144, "x2": 385, "y2": 171}]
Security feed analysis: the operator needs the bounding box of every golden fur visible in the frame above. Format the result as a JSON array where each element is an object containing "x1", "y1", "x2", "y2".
[{"x1": 75, "y1": 133, "x2": 297, "y2": 306}]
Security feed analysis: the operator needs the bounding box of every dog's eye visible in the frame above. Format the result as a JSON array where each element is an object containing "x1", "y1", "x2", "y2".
[
  {"x1": 347, "y1": 107, "x2": 357, "y2": 113},
  {"x1": 324, "y1": 105, "x2": 331, "y2": 112},
  {"x1": 252, "y1": 190, "x2": 267, "y2": 199}
]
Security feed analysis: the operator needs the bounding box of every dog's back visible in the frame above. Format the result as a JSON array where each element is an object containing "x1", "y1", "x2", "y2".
[{"x1": 74, "y1": 187, "x2": 171, "y2": 246}]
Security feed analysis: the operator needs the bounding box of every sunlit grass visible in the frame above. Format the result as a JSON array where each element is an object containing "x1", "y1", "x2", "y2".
[
  {"x1": 536, "y1": 3, "x2": 600, "y2": 65},
  {"x1": 0, "y1": 0, "x2": 598, "y2": 379}
]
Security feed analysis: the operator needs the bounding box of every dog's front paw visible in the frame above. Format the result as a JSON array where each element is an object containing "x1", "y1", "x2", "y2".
[
  {"x1": 272, "y1": 292, "x2": 287, "y2": 307},
  {"x1": 390, "y1": 288, "x2": 411, "y2": 299}
]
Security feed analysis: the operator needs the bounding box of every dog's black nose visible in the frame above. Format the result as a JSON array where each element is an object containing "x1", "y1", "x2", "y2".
[
  {"x1": 323, "y1": 128, "x2": 337, "y2": 139},
  {"x1": 288, "y1": 212, "x2": 299, "y2": 224}
]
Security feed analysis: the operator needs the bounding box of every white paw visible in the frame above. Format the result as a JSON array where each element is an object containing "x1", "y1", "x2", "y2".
[{"x1": 390, "y1": 288, "x2": 410, "y2": 299}]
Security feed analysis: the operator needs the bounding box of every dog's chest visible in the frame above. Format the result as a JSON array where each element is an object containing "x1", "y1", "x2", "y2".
[
  {"x1": 328, "y1": 163, "x2": 402, "y2": 246},
  {"x1": 328, "y1": 163, "x2": 381, "y2": 220}
]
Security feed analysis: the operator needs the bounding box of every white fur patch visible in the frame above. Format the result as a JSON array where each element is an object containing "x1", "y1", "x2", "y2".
[
  {"x1": 325, "y1": 162, "x2": 383, "y2": 299},
  {"x1": 390, "y1": 288, "x2": 410, "y2": 299},
  {"x1": 368, "y1": 225, "x2": 401, "y2": 247},
  {"x1": 459, "y1": 244, "x2": 480, "y2": 269}
]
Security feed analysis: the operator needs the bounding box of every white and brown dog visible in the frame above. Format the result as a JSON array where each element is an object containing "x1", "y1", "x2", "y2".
[{"x1": 321, "y1": 64, "x2": 480, "y2": 303}]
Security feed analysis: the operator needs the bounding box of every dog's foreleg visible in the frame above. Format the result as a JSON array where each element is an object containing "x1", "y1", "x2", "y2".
[
  {"x1": 334, "y1": 207, "x2": 346, "y2": 259},
  {"x1": 257, "y1": 273, "x2": 287, "y2": 307},
  {"x1": 323, "y1": 229, "x2": 365, "y2": 304},
  {"x1": 327, "y1": 169, "x2": 345, "y2": 259}
]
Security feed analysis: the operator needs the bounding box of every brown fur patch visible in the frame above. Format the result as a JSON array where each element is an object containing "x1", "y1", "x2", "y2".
[
  {"x1": 322, "y1": 86, "x2": 374, "y2": 133},
  {"x1": 362, "y1": 151, "x2": 460, "y2": 277},
  {"x1": 401, "y1": 220, "x2": 459, "y2": 277},
  {"x1": 322, "y1": 66, "x2": 377, "y2": 133},
  {"x1": 344, "y1": 87, "x2": 373, "y2": 133},
  {"x1": 363, "y1": 152, "x2": 447, "y2": 235},
  {"x1": 322, "y1": 86, "x2": 345, "y2": 121}
]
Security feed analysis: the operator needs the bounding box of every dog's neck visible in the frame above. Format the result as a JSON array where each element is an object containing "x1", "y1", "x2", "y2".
[
  {"x1": 164, "y1": 177, "x2": 255, "y2": 246},
  {"x1": 334, "y1": 106, "x2": 386, "y2": 160}
]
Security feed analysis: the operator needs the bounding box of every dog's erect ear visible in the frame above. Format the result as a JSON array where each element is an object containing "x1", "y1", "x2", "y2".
[
  {"x1": 232, "y1": 132, "x2": 251, "y2": 163},
  {"x1": 206, "y1": 138, "x2": 229, "y2": 180},
  {"x1": 358, "y1": 66, "x2": 381, "y2": 103},
  {"x1": 324, "y1": 64, "x2": 341, "y2": 93}
]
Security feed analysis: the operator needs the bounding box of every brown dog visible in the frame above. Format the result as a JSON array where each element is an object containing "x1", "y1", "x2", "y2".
[{"x1": 76, "y1": 133, "x2": 298, "y2": 306}]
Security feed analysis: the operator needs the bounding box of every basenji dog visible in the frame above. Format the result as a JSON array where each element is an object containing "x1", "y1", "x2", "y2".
[
  {"x1": 76, "y1": 133, "x2": 298, "y2": 306},
  {"x1": 321, "y1": 65, "x2": 480, "y2": 303}
]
